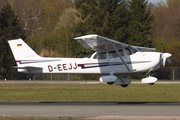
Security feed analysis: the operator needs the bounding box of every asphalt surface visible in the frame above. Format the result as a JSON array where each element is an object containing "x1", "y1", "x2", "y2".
[
  {"x1": 0, "y1": 102, "x2": 180, "y2": 119},
  {"x1": 0, "y1": 81, "x2": 180, "y2": 119}
]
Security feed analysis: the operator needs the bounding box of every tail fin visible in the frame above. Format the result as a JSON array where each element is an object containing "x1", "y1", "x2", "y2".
[{"x1": 8, "y1": 38, "x2": 41, "y2": 61}]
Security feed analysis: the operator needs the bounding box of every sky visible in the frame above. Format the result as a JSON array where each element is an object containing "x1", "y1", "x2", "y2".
[{"x1": 148, "y1": 0, "x2": 167, "y2": 4}]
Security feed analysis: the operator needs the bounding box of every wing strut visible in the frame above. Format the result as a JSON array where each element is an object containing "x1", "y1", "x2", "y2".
[{"x1": 112, "y1": 44, "x2": 131, "y2": 71}]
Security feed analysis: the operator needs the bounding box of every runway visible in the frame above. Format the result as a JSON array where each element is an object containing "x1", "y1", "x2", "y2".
[
  {"x1": 0, "y1": 102, "x2": 180, "y2": 119},
  {"x1": 0, "y1": 81, "x2": 180, "y2": 119}
]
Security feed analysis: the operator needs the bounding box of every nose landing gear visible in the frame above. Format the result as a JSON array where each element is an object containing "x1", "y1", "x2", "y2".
[{"x1": 142, "y1": 69, "x2": 157, "y2": 85}]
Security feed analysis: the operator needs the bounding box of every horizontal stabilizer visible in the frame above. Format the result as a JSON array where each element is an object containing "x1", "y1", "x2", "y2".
[
  {"x1": 12, "y1": 66, "x2": 42, "y2": 73},
  {"x1": 12, "y1": 66, "x2": 42, "y2": 70}
]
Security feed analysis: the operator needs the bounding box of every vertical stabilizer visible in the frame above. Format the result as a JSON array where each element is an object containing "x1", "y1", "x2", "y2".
[{"x1": 8, "y1": 39, "x2": 41, "y2": 61}]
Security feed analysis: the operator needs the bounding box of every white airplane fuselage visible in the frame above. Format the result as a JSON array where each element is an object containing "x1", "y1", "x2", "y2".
[
  {"x1": 8, "y1": 37, "x2": 171, "y2": 86},
  {"x1": 17, "y1": 51, "x2": 161, "y2": 74}
]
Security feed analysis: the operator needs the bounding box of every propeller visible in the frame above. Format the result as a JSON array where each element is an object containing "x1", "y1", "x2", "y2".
[
  {"x1": 161, "y1": 39, "x2": 171, "y2": 67},
  {"x1": 162, "y1": 53, "x2": 172, "y2": 67}
]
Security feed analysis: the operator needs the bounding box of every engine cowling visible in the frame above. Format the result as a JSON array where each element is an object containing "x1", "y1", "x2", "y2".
[{"x1": 99, "y1": 75, "x2": 117, "y2": 82}]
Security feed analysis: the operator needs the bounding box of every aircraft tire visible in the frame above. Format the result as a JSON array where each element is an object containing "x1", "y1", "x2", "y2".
[
  {"x1": 148, "y1": 83, "x2": 154, "y2": 85},
  {"x1": 107, "y1": 82, "x2": 114, "y2": 85},
  {"x1": 121, "y1": 84, "x2": 129, "y2": 87}
]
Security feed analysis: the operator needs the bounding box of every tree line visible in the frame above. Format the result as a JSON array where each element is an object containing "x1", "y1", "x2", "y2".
[{"x1": 0, "y1": 0, "x2": 178, "y2": 80}]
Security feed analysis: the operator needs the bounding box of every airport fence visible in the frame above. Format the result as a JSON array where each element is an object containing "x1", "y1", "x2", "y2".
[{"x1": 4, "y1": 67, "x2": 180, "y2": 80}]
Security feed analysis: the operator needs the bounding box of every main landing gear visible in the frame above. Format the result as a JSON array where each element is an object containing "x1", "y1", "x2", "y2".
[
  {"x1": 99, "y1": 74, "x2": 131, "y2": 87},
  {"x1": 107, "y1": 77, "x2": 131, "y2": 88},
  {"x1": 107, "y1": 82, "x2": 114, "y2": 85},
  {"x1": 114, "y1": 77, "x2": 131, "y2": 87}
]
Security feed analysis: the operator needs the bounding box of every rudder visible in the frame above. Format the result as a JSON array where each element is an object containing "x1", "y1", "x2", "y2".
[{"x1": 8, "y1": 38, "x2": 41, "y2": 61}]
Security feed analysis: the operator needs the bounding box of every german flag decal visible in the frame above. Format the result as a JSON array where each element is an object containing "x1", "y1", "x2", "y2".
[{"x1": 17, "y1": 44, "x2": 22, "y2": 48}]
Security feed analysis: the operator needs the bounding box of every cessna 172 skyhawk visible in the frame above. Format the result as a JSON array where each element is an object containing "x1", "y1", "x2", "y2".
[{"x1": 8, "y1": 34, "x2": 171, "y2": 87}]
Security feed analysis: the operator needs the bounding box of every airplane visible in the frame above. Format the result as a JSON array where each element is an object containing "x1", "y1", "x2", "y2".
[{"x1": 8, "y1": 34, "x2": 171, "y2": 87}]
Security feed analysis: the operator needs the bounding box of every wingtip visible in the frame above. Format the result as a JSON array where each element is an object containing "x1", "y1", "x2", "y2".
[{"x1": 74, "y1": 34, "x2": 98, "y2": 40}]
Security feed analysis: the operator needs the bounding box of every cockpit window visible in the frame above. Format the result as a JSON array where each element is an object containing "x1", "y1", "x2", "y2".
[
  {"x1": 108, "y1": 50, "x2": 124, "y2": 59},
  {"x1": 93, "y1": 52, "x2": 106, "y2": 59},
  {"x1": 108, "y1": 51, "x2": 118, "y2": 58}
]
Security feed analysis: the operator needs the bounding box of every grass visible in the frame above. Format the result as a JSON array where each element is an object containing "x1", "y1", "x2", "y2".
[{"x1": 0, "y1": 82, "x2": 180, "y2": 102}]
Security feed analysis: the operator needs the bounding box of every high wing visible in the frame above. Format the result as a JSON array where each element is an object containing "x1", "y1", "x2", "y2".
[
  {"x1": 132, "y1": 46, "x2": 156, "y2": 52},
  {"x1": 74, "y1": 34, "x2": 156, "y2": 52}
]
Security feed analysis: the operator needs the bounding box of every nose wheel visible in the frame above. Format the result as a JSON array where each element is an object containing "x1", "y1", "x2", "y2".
[
  {"x1": 142, "y1": 69, "x2": 157, "y2": 85},
  {"x1": 148, "y1": 83, "x2": 155, "y2": 85}
]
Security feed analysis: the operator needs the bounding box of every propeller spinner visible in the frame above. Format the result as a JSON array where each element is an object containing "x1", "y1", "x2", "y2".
[{"x1": 161, "y1": 53, "x2": 171, "y2": 67}]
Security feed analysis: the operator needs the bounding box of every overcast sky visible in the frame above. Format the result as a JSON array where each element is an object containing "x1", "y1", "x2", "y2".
[{"x1": 148, "y1": 0, "x2": 167, "y2": 4}]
